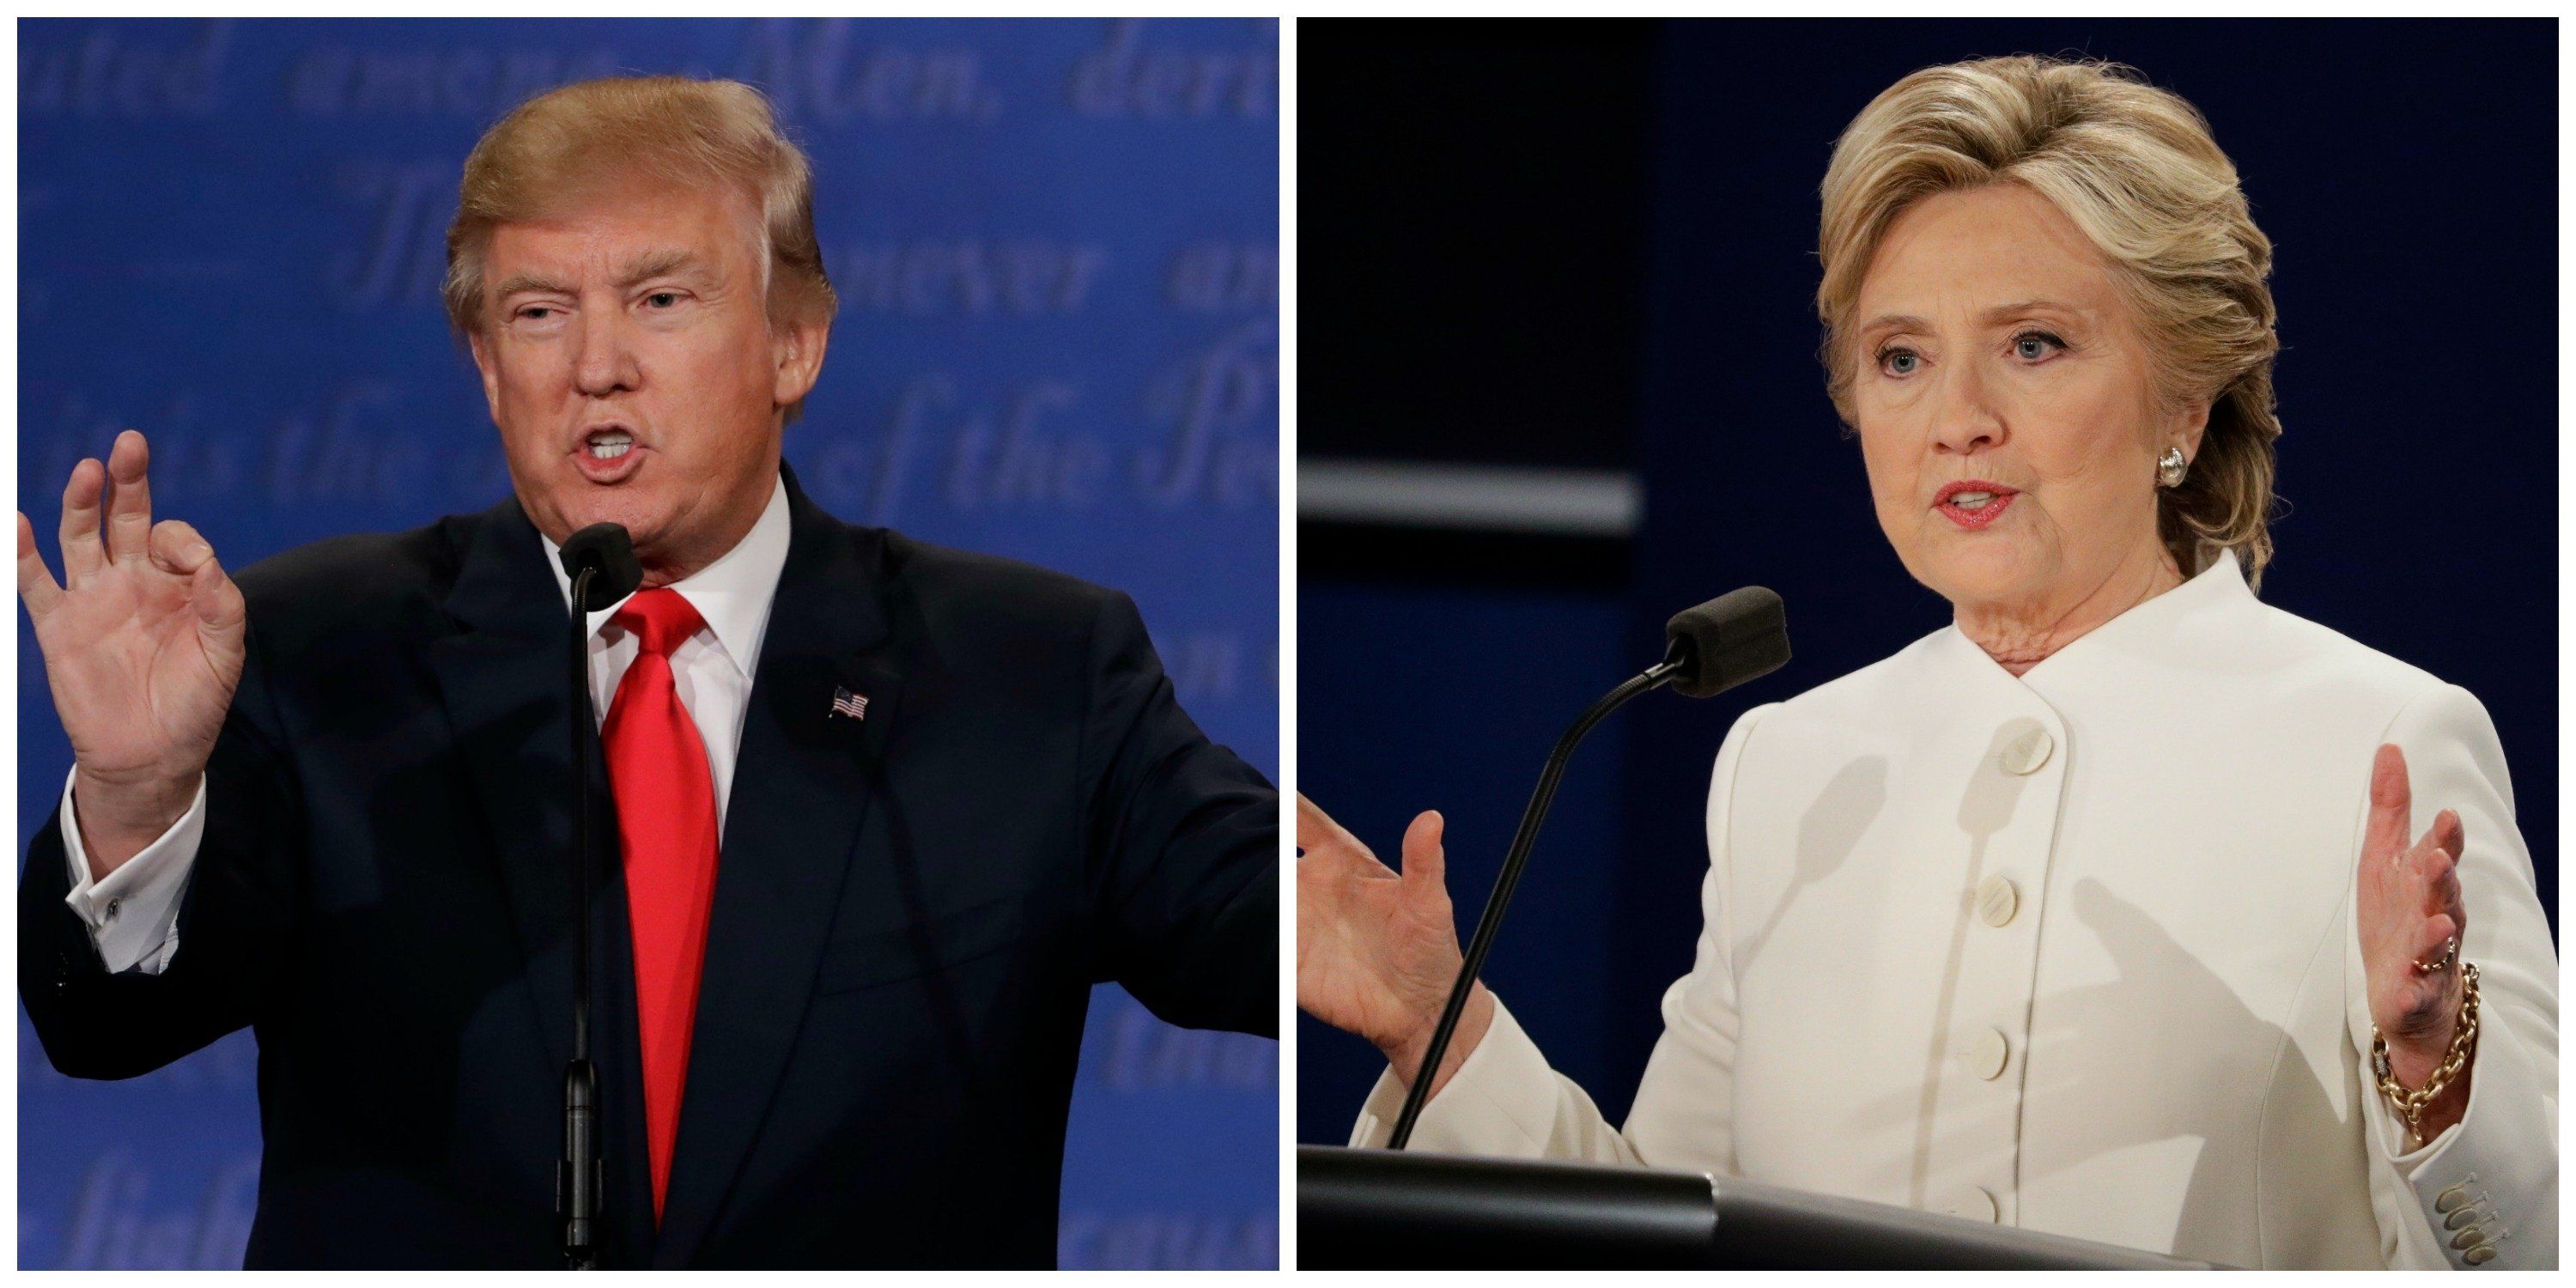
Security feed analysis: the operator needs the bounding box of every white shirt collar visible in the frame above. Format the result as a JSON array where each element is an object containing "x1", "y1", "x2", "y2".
[{"x1": 539, "y1": 472, "x2": 792, "y2": 677}]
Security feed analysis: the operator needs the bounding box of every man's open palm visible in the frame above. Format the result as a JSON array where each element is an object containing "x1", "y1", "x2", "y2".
[{"x1": 18, "y1": 431, "x2": 246, "y2": 864}]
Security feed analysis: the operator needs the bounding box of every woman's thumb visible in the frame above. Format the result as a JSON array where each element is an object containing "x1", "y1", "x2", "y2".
[{"x1": 1400, "y1": 810, "x2": 1447, "y2": 889}]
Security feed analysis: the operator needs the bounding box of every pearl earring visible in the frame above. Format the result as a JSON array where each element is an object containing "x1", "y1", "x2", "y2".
[{"x1": 2156, "y1": 446, "x2": 2188, "y2": 489}]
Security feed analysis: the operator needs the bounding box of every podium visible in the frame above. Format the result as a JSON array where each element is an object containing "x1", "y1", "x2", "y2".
[{"x1": 1298, "y1": 1146, "x2": 2224, "y2": 1269}]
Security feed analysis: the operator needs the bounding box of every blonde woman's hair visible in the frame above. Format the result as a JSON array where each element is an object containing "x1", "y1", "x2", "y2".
[
  {"x1": 442, "y1": 76, "x2": 838, "y2": 415},
  {"x1": 1817, "y1": 55, "x2": 2281, "y2": 586}
]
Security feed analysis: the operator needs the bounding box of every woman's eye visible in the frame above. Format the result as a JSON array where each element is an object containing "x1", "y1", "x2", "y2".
[
  {"x1": 1880, "y1": 348, "x2": 1920, "y2": 376},
  {"x1": 2013, "y1": 331, "x2": 2065, "y2": 361}
]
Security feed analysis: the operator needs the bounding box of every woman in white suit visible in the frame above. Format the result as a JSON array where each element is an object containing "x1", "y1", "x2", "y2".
[{"x1": 1297, "y1": 56, "x2": 2556, "y2": 1269}]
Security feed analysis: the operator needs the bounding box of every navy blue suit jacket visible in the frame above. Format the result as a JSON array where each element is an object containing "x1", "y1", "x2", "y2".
[{"x1": 19, "y1": 469, "x2": 1278, "y2": 1267}]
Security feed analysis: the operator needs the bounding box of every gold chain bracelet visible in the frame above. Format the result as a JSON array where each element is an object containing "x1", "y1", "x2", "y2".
[{"x1": 2371, "y1": 960, "x2": 2482, "y2": 1147}]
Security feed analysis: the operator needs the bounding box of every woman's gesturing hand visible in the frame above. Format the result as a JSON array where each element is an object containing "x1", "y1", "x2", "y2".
[
  {"x1": 1296, "y1": 793, "x2": 1493, "y2": 1093},
  {"x1": 17, "y1": 430, "x2": 247, "y2": 877},
  {"x1": 2354, "y1": 743, "x2": 2471, "y2": 1121}
]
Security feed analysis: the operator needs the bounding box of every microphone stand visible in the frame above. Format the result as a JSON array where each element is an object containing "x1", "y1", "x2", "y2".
[
  {"x1": 560, "y1": 566, "x2": 602, "y2": 1268},
  {"x1": 1386, "y1": 653, "x2": 1686, "y2": 1149}
]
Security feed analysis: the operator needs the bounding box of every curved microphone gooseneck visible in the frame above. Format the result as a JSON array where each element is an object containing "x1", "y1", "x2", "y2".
[
  {"x1": 556, "y1": 524, "x2": 641, "y2": 1269},
  {"x1": 1385, "y1": 587, "x2": 1790, "y2": 1150}
]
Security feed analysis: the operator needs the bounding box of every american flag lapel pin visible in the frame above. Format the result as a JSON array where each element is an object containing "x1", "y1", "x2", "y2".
[{"x1": 829, "y1": 686, "x2": 869, "y2": 721}]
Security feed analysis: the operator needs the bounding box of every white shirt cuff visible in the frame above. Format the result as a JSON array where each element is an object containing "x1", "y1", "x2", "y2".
[{"x1": 60, "y1": 768, "x2": 205, "y2": 975}]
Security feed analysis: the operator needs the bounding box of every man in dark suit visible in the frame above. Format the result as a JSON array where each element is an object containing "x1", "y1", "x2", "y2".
[{"x1": 15, "y1": 76, "x2": 1275, "y2": 1269}]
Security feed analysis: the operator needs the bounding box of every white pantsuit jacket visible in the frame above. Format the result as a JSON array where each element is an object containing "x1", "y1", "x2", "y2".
[{"x1": 1353, "y1": 551, "x2": 2557, "y2": 1268}]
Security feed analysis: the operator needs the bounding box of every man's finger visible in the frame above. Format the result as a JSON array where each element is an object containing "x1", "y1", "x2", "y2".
[
  {"x1": 191, "y1": 551, "x2": 247, "y2": 644},
  {"x1": 104, "y1": 430, "x2": 154, "y2": 564},
  {"x1": 2362, "y1": 743, "x2": 2412, "y2": 863},
  {"x1": 17, "y1": 512, "x2": 64, "y2": 617},
  {"x1": 149, "y1": 519, "x2": 216, "y2": 575},
  {"x1": 1400, "y1": 811, "x2": 1446, "y2": 890},
  {"x1": 58, "y1": 458, "x2": 106, "y2": 583}
]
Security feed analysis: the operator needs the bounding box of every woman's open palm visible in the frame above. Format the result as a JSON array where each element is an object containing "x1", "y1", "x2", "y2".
[
  {"x1": 2355, "y1": 743, "x2": 2470, "y2": 1060},
  {"x1": 1295, "y1": 794, "x2": 1467, "y2": 1056}
]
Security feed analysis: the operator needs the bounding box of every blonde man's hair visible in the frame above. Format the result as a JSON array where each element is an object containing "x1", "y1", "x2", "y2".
[
  {"x1": 1817, "y1": 55, "x2": 2281, "y2": 587},
  {"x1": 442, "y1": 76, "x2": 838, "y2": 416}
]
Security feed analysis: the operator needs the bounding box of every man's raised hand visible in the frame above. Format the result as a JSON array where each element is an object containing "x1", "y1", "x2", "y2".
[{"x1": 18, "y1": 430, "x2": 246, "y2": 876}]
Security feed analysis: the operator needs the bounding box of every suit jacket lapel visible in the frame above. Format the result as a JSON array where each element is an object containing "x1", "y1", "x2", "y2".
[
  {"x1": 422, "y1": 499, "x2": 588, "y2": 1078},
  {"x1": 419, "y1": 497, "x2": 655, "y2": 1265},
  {"x1": 653, "y1": 473, "x2": 905, "y2": 1266}
]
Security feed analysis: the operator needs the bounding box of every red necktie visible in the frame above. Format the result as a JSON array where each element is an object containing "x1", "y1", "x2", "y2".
[{"x1": 600, "y1": 587, "x2": 720, "y2": 1223}]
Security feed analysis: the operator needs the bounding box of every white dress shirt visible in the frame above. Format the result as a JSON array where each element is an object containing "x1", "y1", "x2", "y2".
[
  {"x1": 1352, "y1": 551, "x2": 2556, "y2": 1269},
  {"x1": 58, "y1": 474, "x2": 793, "y2": 977}
]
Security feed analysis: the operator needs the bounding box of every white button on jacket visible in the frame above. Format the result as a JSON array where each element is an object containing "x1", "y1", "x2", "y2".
[{"x1": 1354, "y1": 551, "x2": 2557, "y2": 1269}]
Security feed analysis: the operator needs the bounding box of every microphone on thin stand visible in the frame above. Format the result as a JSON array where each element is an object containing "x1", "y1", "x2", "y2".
[
  {"x1": 1384, "y1": 587, "x2": 1791, "y2": 1150},
  {"x1": 556, "y1": 523, "x2": 641, "y2": 1268}
]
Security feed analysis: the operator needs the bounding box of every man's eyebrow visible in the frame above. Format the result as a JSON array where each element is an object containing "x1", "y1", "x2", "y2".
[
  {"x1": 492, "y1": 270, "x2": 574, "y2": 300},
  {"x1": 613, "y1": 249, "x2": 708, "y2": 289},
  {"x1": 489, "y1": 252, "x2": 710, "y2": 302}
]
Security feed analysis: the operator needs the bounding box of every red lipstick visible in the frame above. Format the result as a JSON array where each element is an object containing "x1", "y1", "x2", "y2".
[{"x1": 1934, "y1": 478, "x2": 2018, "y2": 531}]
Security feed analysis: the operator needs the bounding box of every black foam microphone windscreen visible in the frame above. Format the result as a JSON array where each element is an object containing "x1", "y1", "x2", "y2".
[
  {"x1": 558, "y1": 523, "x2": 642, "y2": 610},
  {"x1": 1663, "y1": 586, "x2": 1790, "y2": 699}
]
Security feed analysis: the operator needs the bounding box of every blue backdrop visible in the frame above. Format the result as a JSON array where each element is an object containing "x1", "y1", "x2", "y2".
[
  {"x1": 18, "y1": 17, "x2": 1278, "y2": 1269},
  {"x1": 1298, "y1": 18, "x2": 2555, "y2": 1146}
]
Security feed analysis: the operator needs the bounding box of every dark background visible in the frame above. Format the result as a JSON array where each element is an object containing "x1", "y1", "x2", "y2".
[
  {"x1": 19, "y1": 18, "x2": 1278, "y2": 1268},
  {"x1": 1298, "y1": 19, "x2": 2557, "y2": 1144}
]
